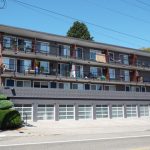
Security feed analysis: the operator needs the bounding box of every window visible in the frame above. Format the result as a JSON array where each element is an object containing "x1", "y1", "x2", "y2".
[
  {"x1": 76, "y1": 47, "x2": 83, "y2": 59},
  {"x1": 126, "y1": 105, "x2": 137, "y2": 117},
  {"x1": 140, "y1": 105, "x2": 149, "y2": 117},
  {"x1": 14, "y1": 104, "x2": 33, "y2": 120},
  {"x1": 90, "y1": 50, "x2": 96, "y2": 60},
  {"x1": 90, "y1": 84, "x2": 102, "y2": 90},
  {"x1": 90, "y1": 50, "x2": 102, "y2": 61},
  {"x1": 3, "y1": 57, "x2": 15, "y2": 70},
  {"x1": 120, "y1": 54, "x2": 129, "y2": 65},
  {"x1": 85, "y1": 84, "x2": 90, "y2": 90},
  {"x1": 16, "y1": 80, "x2": 31, "y2": 87},
  {"x1": 90, "y1": 67, "x2": 98, "y2": 78},
  {"x1": 90, "y1": 84, "x2": 97, "y2": 90},
  {"x1": 17, "y1": 59, "x2": 31, "y2": 73},
  {"x1": 112, "y1": 105, "x2": 124, "y2": 118},
  {"x1": 96, "y1": 105, "x2": 109, "y2": 118},
  {"x1": 37, "y1": 105, "x2": 54, "y2": 120},
  {"x1": 16, "y1": 81, "x2": 23, "y2": 87},
  {"x1": 109, "y1": 68, "x2": 115, "y2": 79},
  {"x1": 109, "y1": 52, "x2": 114, "y2": 62},
  {"x1": 58, "y1": 82, "x2": 64, "y2": 89},
  {"x1": 37, "y1": 41, "x2": 50, "y2": 53},
  {"x1": 76, "y1": 65, "x2": 83, "y2": 78},
  {"x1": 24, "y1": 81, "x2": 31, "y2": 87},
  {"x1": 40, "y1": 61, "x2": 49, "y2": 73},
  {"x1": 78, "y1": 105, "x2": 93, "y2": 119},
  {"x1": 59, "y1": 105, "x2": 74, "y2": 119},
  {"x1": 18, "y1": 38, "x2": 32, "y2": 52},
  {"x1": 41, "y1": 82, "x2": 48, "y2": 88},
  {"x1": 6, "y1": 79, "x2": 15, "y2": 87},
  {"x1": 126, "y1": 86, "x2": 130, "y2": 92},
  {"x1": 141, "y1": 86, "x2": 146, "y2": 92},
  {"x1": 59, "y1": 45, "x2": 70, "y2": 57},
  {"x1": 120, "y1": 70, "x2": 130, "y2": 82},
  {"x1": 72, "y1": 83, "x2": 78, "y2": 89},
  {"x1": 72, "y1": 83, "x2": 84, "y2": 90},
  {"x1": 34, "y1": 81, "x2": 40, "y2": 88},
  {"x1": 50, "y1": 82, "x2": 57, "y2": 88},
  {"x1": 58, "y1": 63, "x2": 70, "y2": 77},
  {"x1": 58, "y1": 82, "x2": 70, "y2": 90},
  {"x1": 104, "y1": 85, "x2": 116, "y2": 91},
  {"x1": 64, "y1": 83, "x2": 70, "y2": 90},
  {"x1": 3, "y1": 36, "x2": 11, "y2": 48}
]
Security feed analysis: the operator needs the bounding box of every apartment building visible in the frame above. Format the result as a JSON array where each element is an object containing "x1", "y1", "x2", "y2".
[{"x1": 0, "y1": 25, "x2": 150, "y2": 121}]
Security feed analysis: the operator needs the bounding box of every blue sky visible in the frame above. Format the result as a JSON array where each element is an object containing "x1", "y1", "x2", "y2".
[{"x1": 0, "y1": 0, "x2": 150, "y2": 49}]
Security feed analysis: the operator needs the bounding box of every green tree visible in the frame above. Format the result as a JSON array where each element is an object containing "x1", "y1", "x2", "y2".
[
  {"x1": 67, "y1": 21, "x2": 93, "y2": 40},
  {"x1": 141, "y1": 47, "x2": 150, "y2": 52}
]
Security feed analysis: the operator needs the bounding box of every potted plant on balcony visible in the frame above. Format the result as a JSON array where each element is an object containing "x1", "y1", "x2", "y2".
[{"x1": 40, "y1": 66, "x2": 45, "y2": 74}]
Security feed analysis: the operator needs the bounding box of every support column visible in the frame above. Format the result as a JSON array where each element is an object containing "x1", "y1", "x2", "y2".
[
  {"x1": 109, "y1": 104, "x2": 112, "y2": 119},
  {"x1": 137, "y1": 104, "x2": 140, "y2": 118},
  {"x1": 93, "y1": 104, "x2": 96, "y2": 120},
  {"x1": 74, "y1": 103, "x2": 78, "y2": 120},
  {"x1": 124, "y1": 104, "x2": 127, "y2": 118},
  {"x1": 54, "y1": 103, "x2": 59, "y2": 121},
  {"x1": 33, "y1": 103, "x2": 38, "y2": 122}
]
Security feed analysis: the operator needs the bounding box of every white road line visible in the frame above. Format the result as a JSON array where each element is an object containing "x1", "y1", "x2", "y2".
[{"x1": 1, "y1": 134, "x2": 150, "y2": 147}]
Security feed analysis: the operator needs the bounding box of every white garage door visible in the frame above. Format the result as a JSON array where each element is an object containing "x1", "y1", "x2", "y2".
[
  {"x1": 126, "y1": 105, "x2": 137, "y2": 118},
  {"x1": 14, "y1": 104, "x2": 33, "y2": 121},
  {"x1": 96, "y1": 105, "x2": 109, "y2": 118},
  {"x1": 59, "y1": 105, "x2": 74, "y2": 120},
  {"x1": 37, "y1": 104, "x2": 54, "y2": 120},
  {"x1": 78, "y1": 105, "x2": 93, "y2": 119},
  {"x1": 112, "y1": 105, "x2": 124, "y2": 118},
  {"x1": 140, "y1": 105, "x2": 150, "y2": 117}
]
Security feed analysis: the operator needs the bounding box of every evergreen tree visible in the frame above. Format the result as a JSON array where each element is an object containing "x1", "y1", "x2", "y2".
[{"x1": 67, "y1": 21, "x2": 93, "y2": 40}]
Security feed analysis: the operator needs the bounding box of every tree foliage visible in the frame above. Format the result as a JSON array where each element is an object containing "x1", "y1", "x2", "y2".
[
  {"x1": 0, "y1": 94, "x2": 13, "y2": 110},
  {"x1": 141, "y1": 47, "x2": 150, "y2": 52},
  {"x1": 0, "y1": 100, "x2": 13, "y2": 110},
  {"x1": 67, "y1": 21, "x2": 93, "y2": 40}
]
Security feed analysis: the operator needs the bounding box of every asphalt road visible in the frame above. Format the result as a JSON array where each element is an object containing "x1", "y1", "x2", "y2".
[{"x1": 1, "y1": 136, "x2": 150, "y2": 150}]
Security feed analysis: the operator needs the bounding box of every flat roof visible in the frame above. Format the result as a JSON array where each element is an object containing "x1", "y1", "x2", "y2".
[{"x1": 0, "y1": 24, "x2": 150, "y2": 57}]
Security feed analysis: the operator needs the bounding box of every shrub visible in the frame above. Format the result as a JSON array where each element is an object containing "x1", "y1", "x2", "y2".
[
  {"x1": 0, "y1": 94, "x2": 7, "y2": 100},
  {"x1": 0, "y1": 109, "x2": 22, "y2": 130},
  {"x1": 0, "y1": 100, "x2": 13, "y2": 110}
]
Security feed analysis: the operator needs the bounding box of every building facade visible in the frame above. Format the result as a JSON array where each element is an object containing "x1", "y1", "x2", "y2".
[{"x1": 0, "y1": 25, "x2": 150, "y2": 121}]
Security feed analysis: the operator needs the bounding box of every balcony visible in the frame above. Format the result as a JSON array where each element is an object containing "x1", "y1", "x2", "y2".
[
  {"x1": 1, "y1": 64, "x2": 149, "y2": 87},
  {"x1": 2, "y1": 40, "x2": 150, "y2": 72}
]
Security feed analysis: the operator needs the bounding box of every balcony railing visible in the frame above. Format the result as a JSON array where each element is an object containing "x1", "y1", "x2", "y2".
[
  {"x1": 2, "y1": 41, "x2": 150, "y2": 70},
  {"x1": 1, "y1": 63, "x2": 147, "y2": 85}
]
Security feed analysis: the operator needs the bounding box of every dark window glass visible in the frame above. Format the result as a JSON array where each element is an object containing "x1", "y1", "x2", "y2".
[
  {"x1": 50, "y1": 82, "x2": 56, "y2": 88},
  {"x1": 34, "y1": 82, "x2": 40, "y2": 88},
  {"x1": 16, "y1": 81, "x2": 23, "y2": 87},
  {"x1": 6, "y1": 79, "x2": 14, "y2": 87},
  {"x1": 126, "y1": 86, "x2": 130, "y2": 92},
  {"x1": 59, "y1": 83, "x2": 64, "y2": 89},
  {"x1": 85, "y1": 84, "x2": 90, "y2": 90},
  {"x1": 41, "y1": 82, "x2": 48, "y2": 88},
  {"x1": 141, "y1": 87, "x2": 146, "y2": 92}
]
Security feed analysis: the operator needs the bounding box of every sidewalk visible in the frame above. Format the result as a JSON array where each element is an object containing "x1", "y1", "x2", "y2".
[{"x1": 1, "y1": 118, "x2": 150, "y2": 137}]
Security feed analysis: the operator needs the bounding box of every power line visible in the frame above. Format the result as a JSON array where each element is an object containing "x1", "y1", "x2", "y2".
[
  {"x1": 11, "y1": 0, "x2": 142, "y2": 48},
  {"x1": 10, "y1": 0, "x2": 150, "y2": 43},
  {"x1": 119, "y1": 0, "x2": 150, "y2": 12},
  {"x1": 90, "y1": 29, "x2": 143, "y2": 48},
  {"x1": 85, "y1": 0, "x2": 150, "y2": 24},
  {"x1": 135, "y1": 0, "x2": 150, "y2": 7}
]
